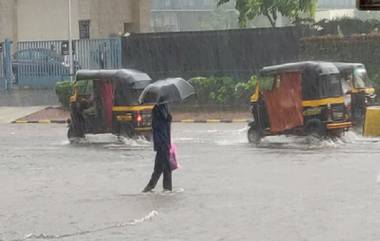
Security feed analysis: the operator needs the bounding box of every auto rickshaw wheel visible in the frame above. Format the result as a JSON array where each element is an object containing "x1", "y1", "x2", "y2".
[
  {"x1": 248, "y1": 125, "x2": 262, "y2": 145},
  {"x1": 143, "y1": 133, "x2": 153, "y2": 142},
  {"x1": 305, "y1": 119, "x2": 326, "y2": 138},
  {"x1": 119, "y1": 124, "x2": 134, "y2": 139}
]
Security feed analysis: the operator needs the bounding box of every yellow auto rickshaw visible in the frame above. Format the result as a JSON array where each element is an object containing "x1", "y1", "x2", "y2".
[
  {"x1": 333, "y1": 62, "x2": 376, "y2": 126},
  {"x1": 248, "y1": 61, "x2": 352, "y2": 144},
  {"x1": 68, "y1": 69, "x2": 154, "y2": 141}
]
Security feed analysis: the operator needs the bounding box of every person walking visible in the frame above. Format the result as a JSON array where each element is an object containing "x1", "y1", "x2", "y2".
[{"x1": 143, "y1": 103, "x2": 172, "y2": 192}]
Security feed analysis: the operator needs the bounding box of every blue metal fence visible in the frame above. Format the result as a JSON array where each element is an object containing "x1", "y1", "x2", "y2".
[{"x1": 15, "y1": 38, "x2": 122, "y2": 88}]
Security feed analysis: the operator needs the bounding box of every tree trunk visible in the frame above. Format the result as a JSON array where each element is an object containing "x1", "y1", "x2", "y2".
[{"x1": 264, "y1": 11, "x2": 276, "y2": 28}]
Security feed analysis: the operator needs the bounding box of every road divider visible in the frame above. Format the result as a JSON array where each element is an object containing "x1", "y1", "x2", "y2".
[{"x1": 12, "y1": 119, "x2": 251, "y2": 124}]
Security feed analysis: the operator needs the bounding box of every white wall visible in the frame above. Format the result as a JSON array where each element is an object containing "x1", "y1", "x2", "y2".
[
  {"x1": 315, "y1": 9, "x2": 355, "y2": 22},
  {"x1": 2, "y1": 0, "x2": 150, "y2": 42},
  {"x1": 0, "y1": 0, "x2": 17, "y2": 41},
  {"x1": 17, "y1": 0, "x2": 80, "y2": 41}
]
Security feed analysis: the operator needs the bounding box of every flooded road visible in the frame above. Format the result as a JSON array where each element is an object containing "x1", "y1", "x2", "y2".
[{"x1": 1, "y1": 123, "x2": 380, "y2": 241}]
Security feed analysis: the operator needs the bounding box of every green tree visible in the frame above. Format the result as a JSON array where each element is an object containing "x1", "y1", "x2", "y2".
[{"x1": 217, "y1": 0, "x2": 317, "y2": 28}]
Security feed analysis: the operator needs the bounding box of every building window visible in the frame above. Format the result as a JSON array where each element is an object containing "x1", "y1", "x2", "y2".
[
  {"x1": 124, "y1": 22, "x2": 134, "y2": 33},
  {"x1": 79, "y1": 20, "x2": 90, "y2": 39}
]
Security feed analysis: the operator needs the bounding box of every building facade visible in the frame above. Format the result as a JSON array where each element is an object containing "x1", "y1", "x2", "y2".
[
  {"x1": 0, "y1": 0, "x2": 151, "y2": 41},
  {"x1": 151, "y1": 0, "x2": 380, "y2": 32},
  {"x1": 151, "y1": 0, "x2": 239, "y2": 32},
  {"x1": 318, "y1": 0, "x2": 355, "y2": 9},
  {"x1": 316, "y1": 0, "x2": 356, "y2": 21},
  {"x1": 151, "y1": 0, "x2": 294, "y2": 32}
]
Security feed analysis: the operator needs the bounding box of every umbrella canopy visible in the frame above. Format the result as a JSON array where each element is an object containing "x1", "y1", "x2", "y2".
[{"x1": 139, "y1": 78, "x2": 195, "y2": 104}]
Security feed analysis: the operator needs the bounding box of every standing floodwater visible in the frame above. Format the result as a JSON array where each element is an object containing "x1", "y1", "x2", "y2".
[{"x1": 1, "y1": 123, "x2": 380, "y2": 241}]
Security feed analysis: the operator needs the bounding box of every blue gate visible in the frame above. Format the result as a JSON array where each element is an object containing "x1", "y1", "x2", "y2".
[
  {"x1": 15, "y1": 38, "x2": 122, "y2": 88},
  {"x1": 0, "y1": 39, "x2": 13, "y2": 91}
]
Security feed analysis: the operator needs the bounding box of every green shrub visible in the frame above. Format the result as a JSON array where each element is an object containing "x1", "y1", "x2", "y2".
[
  {"x1": 190, "y1": 75, "x2": 257, "y2": 106},
  {"x1": 235, "y1": 75, "x2": 258, "y2": 103},
  {"x1": 55, "y1": 76, "x2": 259, "y2": 108},
  {"x1": 55, "y1": 80, "x2": 73, "y2": 109}
]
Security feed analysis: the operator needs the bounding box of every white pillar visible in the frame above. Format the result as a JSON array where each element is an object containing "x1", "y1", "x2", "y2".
[{"x1": 68, "y1": 0, "x2": 74, "y2": 81}]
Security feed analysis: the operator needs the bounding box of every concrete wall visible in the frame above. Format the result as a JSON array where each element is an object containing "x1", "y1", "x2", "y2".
[
  {"x1": 133, "y1": 0, "x2": 151, "y2": 33},
  {"x1": 17, "y1": 0, "x2": 80, "y2": 41},
  {"x1": 0, "y1": 0, "x2": 17, "y2": 41},
  {"x1": 0, "y1": 0, "x2": 151, "y2": 42},
  {"x1": 90, "y1": 0, "x2": 133, "y2": 38}
]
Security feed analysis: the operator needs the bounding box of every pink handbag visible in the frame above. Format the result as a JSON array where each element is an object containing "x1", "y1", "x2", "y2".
[{"x1": 169, "y1": 144, "x2": 180, "y2": 171}]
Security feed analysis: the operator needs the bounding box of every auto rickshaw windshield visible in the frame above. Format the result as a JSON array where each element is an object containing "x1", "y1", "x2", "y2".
[{"x1": 354, "y1": 67, "x2": 372, "y2": 88}]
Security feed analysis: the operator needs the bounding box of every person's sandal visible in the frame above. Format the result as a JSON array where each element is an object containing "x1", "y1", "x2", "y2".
[{"x1": 142, "y1": 186, "x2": 154, "y2": 193}]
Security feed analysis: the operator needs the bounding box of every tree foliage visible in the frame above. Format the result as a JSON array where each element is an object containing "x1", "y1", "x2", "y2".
[{"x1": 217, "y1": 0, "x2": 317, "y2": 28}]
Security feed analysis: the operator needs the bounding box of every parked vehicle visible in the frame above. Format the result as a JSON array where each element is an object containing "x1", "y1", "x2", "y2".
[
  {"x1": 68, "y1": 69, "x2": 154, "y2": 141},
  {"x1": 248, "y1": 61, "x2": 352, "y2": 144},
  {"x1": 12, "y1": 48, "x2": 80, "y2": 84},
  {"x1": 333, "y1": 62, "x2": 376, "y2": 125}
]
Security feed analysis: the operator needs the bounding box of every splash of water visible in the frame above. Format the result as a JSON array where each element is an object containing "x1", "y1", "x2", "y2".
[
  {"x1": 376, "y1": 174, "x2": 380, "y2": 184},
  {"x1": 119, "y1": 136, "x2": 151, "y2": 147}
]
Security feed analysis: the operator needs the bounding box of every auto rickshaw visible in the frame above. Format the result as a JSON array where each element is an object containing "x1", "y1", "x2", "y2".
[
  {"x1": 333, "y1": 62, "x2": 376, "y2": 126},
  {"x1": 248, "y1": 61, "x2": 352, "y2": 144},
  {"x1": 68, "y1": 69, "x2": 154, "y2": 141}
]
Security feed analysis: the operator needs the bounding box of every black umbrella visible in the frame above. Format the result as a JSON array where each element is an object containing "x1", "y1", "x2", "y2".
[{"x1": 139, "y1": 78, "x2": 195, "y2": 104}]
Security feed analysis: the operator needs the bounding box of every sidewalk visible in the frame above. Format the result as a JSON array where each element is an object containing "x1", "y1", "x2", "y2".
[
  {"x1": 0, "y1": 106, "x2": 47, "y2": 124},
  {"x1": 0, "y1": 89, "x2": 59, "y2": 106},
  {"x1": 11, "y1": 106, "x2": 251, "y2": 124}
]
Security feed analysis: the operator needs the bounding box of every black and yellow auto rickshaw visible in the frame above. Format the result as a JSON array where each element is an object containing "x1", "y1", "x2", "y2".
[
  {"x1": 333, "y1": 62, "x2": 376, "y2": 125},
  {"x1": 248, "y1": 61, "x2": 352, "y2": 144},
  {"x1": 68, "y1": 69, "x2": 154, "y2": 141}
]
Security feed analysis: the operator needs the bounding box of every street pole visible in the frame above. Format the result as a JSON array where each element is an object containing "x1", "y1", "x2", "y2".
[{"x1": 68, "y1": 0, "x2": 74, "y2": 82}]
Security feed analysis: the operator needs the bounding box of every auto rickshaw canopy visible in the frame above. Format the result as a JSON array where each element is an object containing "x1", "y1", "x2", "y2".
[
  {"x1": 75, "y1": 69, "x2": 152, "y2": 89},
  {"x1": 260, "y1": 61, "x2": 340, "y2": 76},
  {"x1": 333, "y1": 62, "x2": 365, "y2": 71},
  {"x1": 260, "y1": 61, "x2": 342, "y2": 100}
]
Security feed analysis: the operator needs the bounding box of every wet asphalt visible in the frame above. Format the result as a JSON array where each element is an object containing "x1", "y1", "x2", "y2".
[{"x1": 1, "y1": 123, "x2": 380, "y2": 241}]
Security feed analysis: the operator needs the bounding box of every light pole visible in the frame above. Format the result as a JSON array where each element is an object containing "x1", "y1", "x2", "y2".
[{"x1": 68, "y1": 0, "x2": 74, "y2": 82}]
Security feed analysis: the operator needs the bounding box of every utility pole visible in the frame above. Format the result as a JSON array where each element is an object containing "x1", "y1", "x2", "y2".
[{"x1": 68, "y1": 0, "x2": 74, "y2": 81}]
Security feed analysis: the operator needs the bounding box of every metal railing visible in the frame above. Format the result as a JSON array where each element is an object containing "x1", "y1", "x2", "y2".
[{"x1": 15, "y1": 38, "x2": 122, "y2": 88}]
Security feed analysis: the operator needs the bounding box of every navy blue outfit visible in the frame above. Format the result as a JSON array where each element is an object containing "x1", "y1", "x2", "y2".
[{"x1": 143, "y1": 104, "x2": 172, "y2": 192}]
